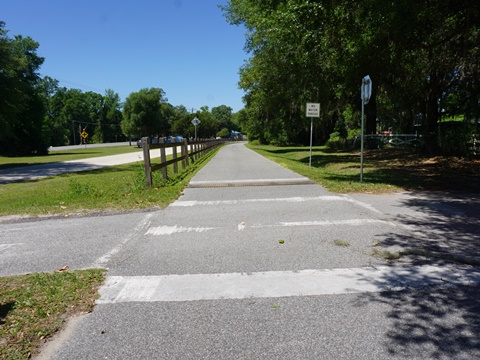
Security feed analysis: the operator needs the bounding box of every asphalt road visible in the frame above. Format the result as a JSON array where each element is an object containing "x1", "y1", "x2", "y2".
[{"x1": 1, "y1": 143, "x2": 479, "y2": 359}]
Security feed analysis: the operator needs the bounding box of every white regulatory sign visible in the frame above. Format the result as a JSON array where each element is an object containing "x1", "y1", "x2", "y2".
[{"x1": 306, "y1": 103, "x2": 320, "y2": 118}]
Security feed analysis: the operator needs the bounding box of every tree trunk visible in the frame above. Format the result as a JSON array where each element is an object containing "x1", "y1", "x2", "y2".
[{"x1": 423, "y1": 75, "x2": 441, "y2": 155}]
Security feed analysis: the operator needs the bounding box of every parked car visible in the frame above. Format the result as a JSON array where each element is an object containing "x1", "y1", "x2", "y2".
[{"x1": 165, "y1": 135, "x2": 184, "y2": 143}]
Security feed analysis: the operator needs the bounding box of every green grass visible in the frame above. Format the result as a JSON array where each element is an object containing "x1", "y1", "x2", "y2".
[
  {"x1": 0, "y1": 148, "x2": 219, "y2": 217},
  {"x1": 0, "y1": 269, "x2": 106, "y2": 359},
  {"x1": 246, "y1": 143, "x2": 480, "y2": 193},
  {"x1": 0, "y1": 145, "x2": 141, "y2": 170},
  {"x1": 247, "y1": 143, "x2": 400, "y2": 193}
]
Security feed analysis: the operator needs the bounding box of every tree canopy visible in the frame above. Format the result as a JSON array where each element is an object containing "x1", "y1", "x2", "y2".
[
  {"x1": 0, "y1": 22, "x2": 48, "y2": 155},
  {"x1": 121, "y1": 88, "x2": 171, "y2": 138},
  {"x1": 222, "y1": 0, "x2": 480, "y2": 153}
]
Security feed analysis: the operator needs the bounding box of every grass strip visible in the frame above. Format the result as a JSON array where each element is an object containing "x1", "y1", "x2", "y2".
[
  {"x1": 0, "y1": 147, "x2": 220, "y2": 218},
  {"x1": 0, "y1": 269, "x2": 106, "y2": 359},
  {"x1": 246, "y1": 143, "x2": 480, "y2": 193}
]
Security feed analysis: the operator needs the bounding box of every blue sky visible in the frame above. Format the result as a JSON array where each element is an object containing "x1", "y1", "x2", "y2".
[{"x1": 2, "y1": 0, "x2": 247, "y2": 112}]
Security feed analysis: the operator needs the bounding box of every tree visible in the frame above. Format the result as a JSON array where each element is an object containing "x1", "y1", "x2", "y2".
[
  {"x1": 0, "y1": 22, "x2": 48, "y2": 155},
  {"x1": 101, "y1": 89, "x2": 123, "y2": 142},
  {"x1": 196, "y1": 107, "x2": 219, "y2": 138},
  {"x1": 121, "y1": 88, "x2": 170, "y2": 138},
  {"x1": 217, "y1": 128, "x2": 230, "y2": 138},
  {"x1": 222, "y1": 0, "x2": 480, "y2": 153},
  {"x1": 212, "y1": 105, "x2": 233, "y2": 130}
]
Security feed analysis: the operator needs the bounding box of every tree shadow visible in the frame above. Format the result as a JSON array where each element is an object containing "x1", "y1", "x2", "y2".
[
  {"x1": 344, "y1": 191, "x2": 480, "y2": 356},
  {"x1": 0, "y1": 302, "x2": 15, "y2": 325},
  {"x1": 376, "y1": 192, "x2": 480, "y2": 263},
  {"x1": 356, "y1": 282, "x2": 480, "y2": 358}
]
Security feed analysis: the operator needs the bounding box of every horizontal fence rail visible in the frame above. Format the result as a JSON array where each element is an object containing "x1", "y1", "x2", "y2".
[{"x1": 141, "y1": 137, "x2": 228, "y2": 188}]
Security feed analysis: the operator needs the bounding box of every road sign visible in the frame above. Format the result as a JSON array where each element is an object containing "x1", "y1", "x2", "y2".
[
  {"x1": 361, "y1": 75, "x2": 372, "y2": 104},
  {"x1": 191, "y1": 116, "x2": 200, "y2": 139},
  {"x1": 306, "y1": 103, "x2": 320, "y2": 118},
  {"x1": 81, "y1": 130, "x2": 88, "y2": 139},
  {"x1": 306, "y1": 103, "x2": 320, "y2": 168}
]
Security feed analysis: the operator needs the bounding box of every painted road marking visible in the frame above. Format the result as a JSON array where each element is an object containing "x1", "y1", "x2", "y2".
[
  {"x1": 253, "y1": 219, "x2": 396, "y2": 228},
  {"x1": 0, "y1": 244, "x2": 20, "y2": 253},
  {"x1": 92, "y1": 213, "x2": 154, "y2": 268},
  {"x1": 172, "y1": 195, "x2": 352, "y2": 207},
  {"x1": 143, "y1": 219, "x2": 395, "y2": 236},
  {"x1": 145, "y1": 225, "x2": 220, "y2": 236},
  {"x1": 342, "y1": 195, "x2": 382, "y2": 214},
  {"x1": 171, "y1": 195, "x2": 382, "y2": 215},
  {"x1": 97, "y1": 265, "x2": 480, "y2": 304}
]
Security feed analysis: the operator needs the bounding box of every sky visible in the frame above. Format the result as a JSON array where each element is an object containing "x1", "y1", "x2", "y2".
[{"x1": 1, "y1": 0, "x2": 248, "y2": 112}]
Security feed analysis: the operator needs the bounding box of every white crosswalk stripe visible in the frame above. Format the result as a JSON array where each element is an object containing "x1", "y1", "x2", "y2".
[{"x1": 98, "y1": 265, "x2": 480, "y2": 304}]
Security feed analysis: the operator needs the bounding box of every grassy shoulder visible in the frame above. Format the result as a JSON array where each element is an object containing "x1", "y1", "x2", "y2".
[
  {"x1": 247, "y1": 143, "x2": 480, "y2": 193},
  {"x1": 0, "y1": 145, "x2": 141, "y2": 170},
  {"x1": 0, "y1": 269, "x2": 106, "y2": 359},
  {"x1": 0, "y1": 149, "x2": 217, "y2": 218}
]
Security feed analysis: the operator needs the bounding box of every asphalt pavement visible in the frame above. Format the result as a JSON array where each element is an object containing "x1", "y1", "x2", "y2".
[{"x1": 1, "y1": 142, "x2": 479, "y2": 359}]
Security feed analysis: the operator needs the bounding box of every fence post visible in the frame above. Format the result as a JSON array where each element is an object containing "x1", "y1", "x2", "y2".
[
  {"x1": 160, "y1": 138, "x2": 167, "y2": 179},
  {"x1": 172, "y1": 138, "x2": 178, "y2": 174},
  {"x1": 182, "y1": 139, "x2": 189, "y2": 168},
  {"x1": 142, "y1": 137, "x2": 152, "y2": 188}
]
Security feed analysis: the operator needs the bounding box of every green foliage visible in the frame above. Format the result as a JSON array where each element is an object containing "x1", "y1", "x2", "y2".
[
  {"x1": 0, "y1": 22, "x2": 48, "y2": 155},
  {"x1": 217, "y1": 128, "x2": 230, "y2": 138},
  {"x1": 222, "y1": 0, "x2": 480, "y2": 155},
  {"x1": 121, "y1": 88, "x2": 170, "y2": 138},
  {"x1": 326, "y1": 135, "x2": 346, "y2": 151},
  {"x1": 438, "y1": 122, "x2": 478, "y2": 157},
  {"x1": 212, "y1": 105, "x2": 234, "y2": 129}
]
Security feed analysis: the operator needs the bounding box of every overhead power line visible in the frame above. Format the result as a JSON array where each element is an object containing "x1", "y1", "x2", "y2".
[{"x1": 55, "y1": 77, "x2": 105, "y2": 94}]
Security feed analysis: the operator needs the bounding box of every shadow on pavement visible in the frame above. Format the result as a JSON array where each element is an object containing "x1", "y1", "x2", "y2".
[
  {"x1": 356, "y1": 283, "x2": 480, "y2": 358},
  {"x1": 374, "y1": 192, "x2": 480, "y2": 265}
]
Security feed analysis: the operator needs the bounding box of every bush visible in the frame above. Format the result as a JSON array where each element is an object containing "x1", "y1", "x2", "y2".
[
  {"x1": 326, "y1": 135, "x2": 346, "y2": 150},
  {"x1": 438, "y1": 122, "x2": 476, "y2": 157}
]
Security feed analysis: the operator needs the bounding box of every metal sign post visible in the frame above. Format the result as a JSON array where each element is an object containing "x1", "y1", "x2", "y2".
[
  {"x1": 360, "y1": 75, "x2": 372, "y2": 182},
  {"x1": 81, "y1": 128, "x2": 89, "y2": 149},
  {"x1": 306, "y1": 103, "x2": 320, "y2": 167}
]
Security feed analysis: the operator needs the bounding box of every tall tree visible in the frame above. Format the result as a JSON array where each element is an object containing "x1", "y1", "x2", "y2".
[
  {"x1": 212, "y1": 105, "x2": 233, "y2": 130},
  {"x1": 101, "y1": 89, "x2": 123, "y2": 142},
  {"x1": 0, "y1": 22, "x2": 48, "y2": 155},
  {"x1": 121, "y1": 88, "x2": 170, "y2": 138}
]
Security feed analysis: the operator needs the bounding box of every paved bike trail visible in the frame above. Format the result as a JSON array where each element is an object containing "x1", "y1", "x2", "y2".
[{"x1": 35, "y1": 142, "x2": 480, "y2": 359}]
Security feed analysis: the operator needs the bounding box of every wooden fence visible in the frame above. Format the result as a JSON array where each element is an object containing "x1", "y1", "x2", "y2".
[{"x1": 141, "y1": 137, "x2": 227, "y2": 188}]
